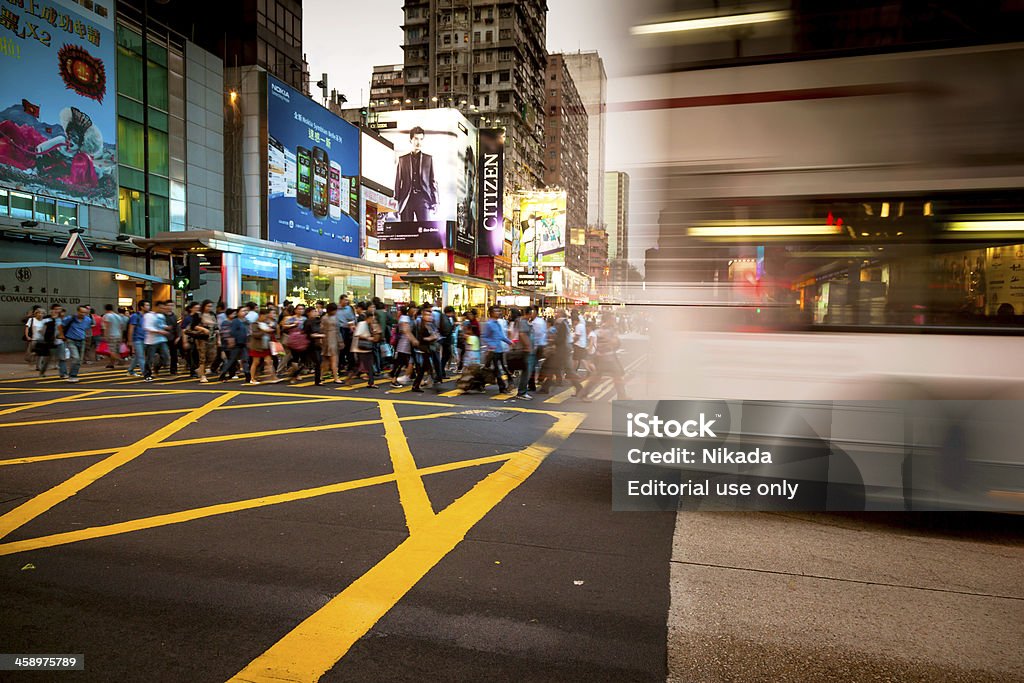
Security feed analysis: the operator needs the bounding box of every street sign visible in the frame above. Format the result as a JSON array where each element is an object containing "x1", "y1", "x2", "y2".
[
  {"x1": 513, "y1": 271, "x2": 546, "y2": 288},
  {"x1": 59, "y1": 232, "x2": 93, "y2": 261}
]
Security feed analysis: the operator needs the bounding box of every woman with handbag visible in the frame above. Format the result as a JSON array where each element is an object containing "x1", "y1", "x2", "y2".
[
  {"x1": 191, "y1": 300, "x2": 219, "y2": 383},
  {"x1": 321, "y1": 302, "x2": 342, "y2": 383},
  {"x1": 346, "y1": 302, "x2": 379, "y2": 388},
  {"x1": 245, "y1": 308, "x2": 272, "y2": 386}
]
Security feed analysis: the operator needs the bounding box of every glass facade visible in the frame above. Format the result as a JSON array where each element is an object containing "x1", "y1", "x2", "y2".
[
  {"x1": 286, "y1": 262, "x2": 376, "y2": 306},
  {"x1": 0, "y1": 189, "x2": 81, "y2": 227},
  {"x1": 116, "y1": 23, "x2": 183, "y2": 236}
]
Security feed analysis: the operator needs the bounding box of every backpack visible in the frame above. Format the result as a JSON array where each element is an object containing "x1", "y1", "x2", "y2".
[
  {"x1": 438, "y1": 313, "x2": 453, "y2": 336},
  {"x1": 42, "y1": 318, "x2": 58, "y2": 345}
]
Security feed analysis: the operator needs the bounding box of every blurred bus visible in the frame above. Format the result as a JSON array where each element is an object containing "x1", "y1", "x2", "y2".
[{"x1": 610, "y1": 11, "x2": 1024, "y2": 508}]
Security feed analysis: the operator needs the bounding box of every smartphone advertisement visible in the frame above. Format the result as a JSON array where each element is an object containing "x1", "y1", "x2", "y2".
[{"x1": 266, "y1": 75, "x2": 359, "y2": 257}]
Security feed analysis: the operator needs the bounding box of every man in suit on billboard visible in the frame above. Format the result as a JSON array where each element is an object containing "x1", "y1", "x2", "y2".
[{"x1": 395, "y1": 126, "x2": 438, "y2": 222}]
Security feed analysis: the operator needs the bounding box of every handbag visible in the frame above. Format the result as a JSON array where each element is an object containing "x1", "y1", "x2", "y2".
[
  {"x1": 357, "y1": 337, "x2": 373, "y2": 351},
  {"x1": 287, "y1": 327, "x2": 309, "y2": 352},
  {"x1": 505, "y1": 349, "x2": 526, "y2": 372}
]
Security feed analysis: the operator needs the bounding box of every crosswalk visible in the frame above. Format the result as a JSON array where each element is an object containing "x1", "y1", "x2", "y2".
[{"x1": 13, "y1": 355, "x2": 646, "y2": 404}]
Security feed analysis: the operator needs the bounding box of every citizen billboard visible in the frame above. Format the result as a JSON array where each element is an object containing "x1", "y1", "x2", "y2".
[{"x1": 478, "y1": 129, "x2": 505, "y2": 257}]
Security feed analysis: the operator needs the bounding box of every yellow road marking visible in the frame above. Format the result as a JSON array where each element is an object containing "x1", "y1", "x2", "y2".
[
  {"x1": 0, "y1": 390, "x2": 102, "y2": 417},
  {"x1": 0, "y1": 409, "x2": 499, "y2": 468},
  {"x1": 378, "y1": 401, "x2": 434, "y2": 535},
  {"x1": 228, "y1": 411, "x2": 585, "y2": 682},
  {"x1": 0, "y1": 397, "x2": 345, "y2": 429},
  {"x1": 439, "y1": 388, "x2": 463, "y2": 397},
  {"x1": 0, "y1": 447, "x2": 125, "y2": 468},
  {"x1": 0, "y1": 383, "x2": 573, "y2": 415},
  {"x1": 337, "y1": 381, "x2": 368, "y2": 391},
  {"x1": 491, "y1": 392, "x2": 518, "y2": 401},
  {"x1": 0, "y1": 392, "x2": 237, "y2": 541},
  {"x1": 0, "y1": 453, "x2": 512, "y2": 558},
  {"x1": 387, "y1": 386, "x2": 412, "y2": 394},
  {"x1": 544, "y1": 385, "x2": 577, "y2": 404}
]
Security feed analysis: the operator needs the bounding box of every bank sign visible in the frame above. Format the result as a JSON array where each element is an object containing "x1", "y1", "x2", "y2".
[
  {"x1": 0, "y1": 0, "x2": 118, "y2": 210},
  {"x1": 266, "y1": 74, "x2": 359, "y2": 257}
]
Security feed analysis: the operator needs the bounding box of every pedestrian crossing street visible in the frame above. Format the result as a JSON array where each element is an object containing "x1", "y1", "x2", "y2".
[{"x1": 21, "y1": 355, "x2": 645, "y2": 405}]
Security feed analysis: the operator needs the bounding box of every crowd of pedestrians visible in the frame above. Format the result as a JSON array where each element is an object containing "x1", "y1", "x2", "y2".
[{"x1": 21, "y1": 298, "x2": 629, "y2": 400}]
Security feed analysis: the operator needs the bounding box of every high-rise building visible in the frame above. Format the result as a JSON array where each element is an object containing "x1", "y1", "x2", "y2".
[
  {"x1": 544, "y1": 53, "x2": 588, "y2": 274},
  {"x1": 604, "y1": 171, "x2": 629, "y2": 261},
  {"x1": 586, "y1": 225, "x2": 610, "y2": 295},
  {"x1": 367, "y1": 64, "x2": 406, "y2": 112},
  {"x1": 396, "y1": 0, "x2": 548, "y2": 192},
  {"x1": 563, "y1": 51, "x2": 606, "y2": 229},
  {"x1": 152, "y1": 0, "x2": 308, "y2": 94}
]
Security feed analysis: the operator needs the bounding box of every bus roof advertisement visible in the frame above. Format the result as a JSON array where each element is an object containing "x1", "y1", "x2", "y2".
[{"x1": 0, "y1": 0, "x2": 118, "y2": 210}]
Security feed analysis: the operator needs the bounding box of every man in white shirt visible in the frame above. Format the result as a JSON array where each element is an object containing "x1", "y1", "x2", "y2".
[
  {"x1": 529, "y1": 310, "x2": 548, "y2": 392},
  {"x1": 573, "y1": 310, "x2": 589, "y2": 372},
  {"x1": 143, "y1": 300, "x2": 171, "y2": 381}
]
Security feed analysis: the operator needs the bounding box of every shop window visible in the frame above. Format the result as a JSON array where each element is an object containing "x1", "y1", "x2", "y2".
[
  {"x1": 0, "y1": 189, "x2": 7, "y2": 216},
  {"x1": 10, "y1": 191, "x2": 32, "y2": 219}
]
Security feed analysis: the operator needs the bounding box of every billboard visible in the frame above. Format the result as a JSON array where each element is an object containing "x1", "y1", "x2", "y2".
[
  {"x1": 360, "y1": 131, "x2": 394, "y2": 192},
  {"x1": 478, "y1": 128, "x2": 504, "y2": 257},
  {"x1": 373, "y1": 109, "x2": 476, "y2": 254},
  {"x1": 267, "y1": 74, "x2": 359, "y2": 257},
  {"x1": 0, "y1": 0, "x2": 118, "y2": 209},
  {"x1": 515, "y1": 191, "x2": 567, "y2": 267}
]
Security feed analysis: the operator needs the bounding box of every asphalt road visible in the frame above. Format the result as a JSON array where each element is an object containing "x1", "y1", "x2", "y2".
[
  {"x1": 0, "y1": 364, "x2": 675, "y2": 682},
  {"x1": 1, "y1": 354, "x2": 1022, "y2": 682}
]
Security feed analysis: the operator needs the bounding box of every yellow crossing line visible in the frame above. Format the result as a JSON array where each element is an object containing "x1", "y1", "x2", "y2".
[
  {"x1": 491, "y1": 392, "x2": 518, "y2": 401},
  {"x1": 0, "y1": 392, "x2": 236, "y2": 541},
  {"x1": 387, "y1": 386, "x2": 412, "y2": 394},
  {"x1": 337, "y1": 381, "x2": 368, "y2": 391},
  {"x1": 228, "y1": 411, "x2": 585, "y2": 682},
  {"x1": 34, "y1": 371, "x2": 124, "y2": 385},
  {"x1": 0, "y1": 453, "x2": 513, "y2": 558},
  {"x1": 0, "y1": 389, "x2": 102, "y2": 417},
  {"x1": 378, "y1": 401, "x2": 435, "y2": 534},
  {"x1": 0, "y1": 409, "x2": 464, "y2": 468},
  {"x1": 439, "y1": 388, "x2": 463, "y2": 397},
  {"x1": 0, "y1": 397, "x2": 345, "y2": 430},
  {"x1": 0, "y1": 384, "x2": 571, "y2": 416}
]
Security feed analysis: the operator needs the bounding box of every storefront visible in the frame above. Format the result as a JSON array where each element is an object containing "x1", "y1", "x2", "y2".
[
  {"x1": 388, "y1": 270, "x2": 515, "y2": 313},
  {"x1": 135, "y1": 230, "x2": 391, "y2": 308}
]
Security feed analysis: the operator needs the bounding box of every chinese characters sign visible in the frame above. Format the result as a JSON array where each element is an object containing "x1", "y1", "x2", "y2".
[{"x1": 0, "y1": 0, "x2": 117, "y2": 209}]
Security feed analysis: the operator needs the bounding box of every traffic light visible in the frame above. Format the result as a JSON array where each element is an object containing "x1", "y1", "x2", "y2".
[{"x1": 173, "y1": 254, "x2": 205, "y2": 291}]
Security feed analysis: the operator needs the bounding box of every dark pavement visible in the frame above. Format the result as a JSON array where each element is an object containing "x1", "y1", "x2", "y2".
[{"x1": 0, "y1": 369, "x2": 675, "y2": 682}]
